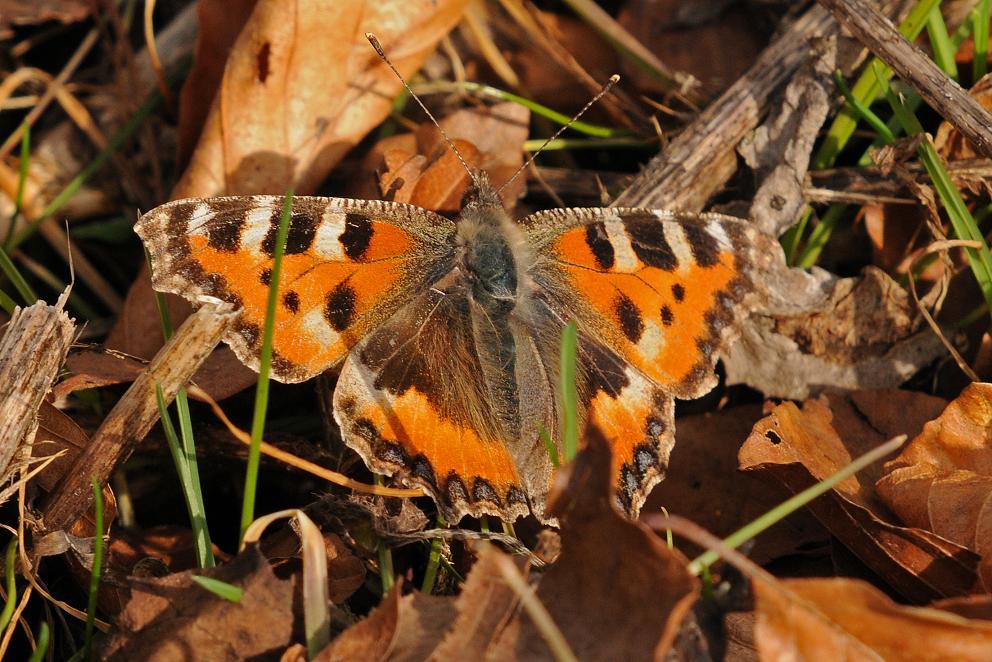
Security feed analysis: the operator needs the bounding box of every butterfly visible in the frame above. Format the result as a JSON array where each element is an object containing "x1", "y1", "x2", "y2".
[{"x1": 135, "y1": 168, "x2": 761, "y2": 524}]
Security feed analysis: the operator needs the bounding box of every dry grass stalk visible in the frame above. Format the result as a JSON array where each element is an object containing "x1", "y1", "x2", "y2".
[{"x1": 0, "y1": 298, "x2": 75, "y2": 487}]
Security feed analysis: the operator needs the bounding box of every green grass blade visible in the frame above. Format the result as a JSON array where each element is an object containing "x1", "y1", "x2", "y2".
[
  {"x1": 9, "y1": 122, "x2": 31, "y2": 244},
  {"x1": 832, "y1": 69, "x2": 897, "y2": 144},
  {"x1": 559, "y1": 320, "x2": 579, "y2": 463},
  {"x1": 521, "y1": 136, "x2": 654, "y2": 152},
  {"x1": 0, "y1": 288, "x2": 17, "y2": 315},
  {"x1": 375, "y1": 476, "x2": 395, "y2": 593},
  {"x1": 191, "y1": 576, "x2": 243, "y2": 602},
  {"x1": 875, "y1": 63, "x2": 992, "y2": 318},
  {"x1": 420, "y1": 514, "x2": 447, "y2": 595},
  {"x1": 83, "y1": 477, "x2": 104, "y2": 660},
  {"x1": 797, "y1": 204, "x2": 848, "y2": 268},
  {"x1": 689, "y1": 435, "x2": 906, "y2": 575},
  {"x1": 0, "y1": 537, "x2": 17, "y2": 633},
  {"x1": 560, "y1": 0, "x2": 686, "y2": 92},
  {"x1": 926, "y1": 5, "x2": 959, "y2": 79},
  {"x1": 539, "y1": 426, "x2": 560, "y2": 468},
  {"x1": 151, "y1": 261, "x2": 214, "y2": 568},
  {"x1": 811, "y1": 0, "x2": 939, "y2": 170},
  {"x1": 0, "y1": 244, "x2": 36, "y2": 305},
  {"x1": 415, "y1": 81, "x2": 630, "y2": 138},
  {"x1": 27, "y1": 622, "x2": 50, "y2": 662},
  {"x1": 974, "y1": 0, "x2": 991, "y2": 80},
  {"x1": 155, "y1": 384, "x2": 214, "y2": 567},
  {"x1": 240, "y1": 190, "x2": 294, "y2": 542}
]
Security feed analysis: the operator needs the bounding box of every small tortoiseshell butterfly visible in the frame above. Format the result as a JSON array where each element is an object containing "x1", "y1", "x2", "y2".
[
  {"x1": 136, "y1": 44, "x2": 761, "y2": 523},
  {"x1": 136, "y1": 172, "x2": 760, "y2": 523}
]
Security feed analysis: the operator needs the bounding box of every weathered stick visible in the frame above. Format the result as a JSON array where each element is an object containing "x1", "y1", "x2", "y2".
[
  {"x1": 0, "y1": 300, "x2": 75, "y2": 480},
  {"x1": 612, "y1": 5, "x2": 838, "y2": 210},
  {"x1": 42, "y1": 301, "x2": 236, "y2": 532},
  {"x1": 819, "y1": 0, "x2": 992, "y2": 159}
]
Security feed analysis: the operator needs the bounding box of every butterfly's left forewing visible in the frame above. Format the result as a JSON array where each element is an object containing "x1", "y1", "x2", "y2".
[
  {"x1": 136, "y1": 195, "x2": 456, "y2": 382},
  {"x1": 521, "y1": 207, "x2": 760, "y2": 516}
]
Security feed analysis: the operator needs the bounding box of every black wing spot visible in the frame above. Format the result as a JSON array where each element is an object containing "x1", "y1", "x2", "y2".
[
  {"x1": 325, "y1": 283, "x2": 356, "y2": 331},
  {"x1": 341, "y1": 214, "x2": 374, "y2": 260},
  {"x1": 626, "y1": 217, "x2": 677, "y2": 270},
  {"x1": 660, "y1": 304, "x2": 675, "y2": 326},
  {"x1": 584, "y1": 222, "x2": 615, "y2": 270},
  {"x1": 615, "y1": 293, "x2": 644, "y2": 343},
  {"x1": 205, "y1": 219, "x2": 244, "y2": 252},
  {"x1": 671, "y1": 283, "x2": 686, "y2": 302},
  {"x1": 682, "y1": 222, "x2": 720, "y2": 267},
  {"x1": 263, "y1": 210, "x2": 318, "y2": 255},
  {"x1": 259, "y1": 268, "x2": 272, "y2": 285},
  {"x1": 282, "y1": 290, "x2": 300, "y2": 313}
]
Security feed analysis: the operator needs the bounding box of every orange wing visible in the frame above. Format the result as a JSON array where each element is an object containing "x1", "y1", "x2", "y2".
[
  {"x1": 524, "y1": 208, "x2": 757, "y2": 399},
  {"x1": 333, "y1": 279, "x2": 530, "y2": 522},
  {"x1": 136, "y1": 196, "x2": 456, "y2": 382},
  {"x1": 519, "y1": 207, "x2": 760, "y2": 516}
]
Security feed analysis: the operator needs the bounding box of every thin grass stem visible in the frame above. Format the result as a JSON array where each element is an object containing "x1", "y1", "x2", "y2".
[
  {"x1": 559, "y1": 321, "x2": 579, "y2": 462},
  {"x1": 27, "y1": 622, "x2": 49, "y2": 662},
  {"x1": 0, "y1": 538, "x2": 17, "y2": 633},
  {"x1": 974, "y1": 0, "x2": 991, "y2": 80},
  {"x1": 240, "y1": 191, "x2": 294, "y2": 541},
  {"x1": 83, "y1": 477, "x2": 104, "y2": 660}
]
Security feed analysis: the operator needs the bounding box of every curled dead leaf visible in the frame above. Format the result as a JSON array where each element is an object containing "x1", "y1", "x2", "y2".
[
  {"x1": 755, "y1": 576, "x2": 992, "y2": 660},
  {"x1": 739, "y1": 391, "x2": 979, "y2": 602},
  {"x1": 877, "y1": 383, "x2": 992, "y2": 559},
  {"x1": 101, "y1": 546, "x2": 297, "y2": 661}
]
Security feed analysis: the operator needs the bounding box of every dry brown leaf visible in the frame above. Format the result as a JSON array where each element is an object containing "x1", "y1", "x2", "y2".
[
  {"x1": 429, "y1": 544, "x2": 520, "y2": 658},
  {"x1": 646, "y1": 405, "x2": 828, "y2": 565},
  {"x1": 177, "y1": 0, "x2": 469, "y2": 198},
  {"x1": 317, "y1": 579, "x2": 456, "y2": 661},
  {"x1": 935, "y1": 73, "x2": 992, "y2": 161},
  {"x1": 618, "y1": 0, "x2": 766, "y2": 97},
  {"x1": 31, "y1": 401, "x2": 89, "y2": 493},
  {"x1": 110, "y1": 0, "x2": 469, "y2": 398},
  {"x1": 492, "y1": 430, "x2": 699, "y2": 660},
  {"x1": 877, "y1": 383, "x2": 992, "y2": 558},
  {"x1": 175, "y1": 0, "x2": 259, "y2": 169},
  {"x1": 51, "y1": 349, "x2": 146, "y2": 401},
  {"x1": 0, "y1": 0, "x2": 92, "y2": 38},
  {"x1": 101, "y1": 546, "x2": 297, "y2": 661},
  {"x1": 740, "y1": 391, "x2": 980, "y2": 602},
  {"x1": 755, "y1": 576, "x2": 992, "y2": 661},
  {"x1": 354, "y1": 102, "x2": 530, "y2": 212}
]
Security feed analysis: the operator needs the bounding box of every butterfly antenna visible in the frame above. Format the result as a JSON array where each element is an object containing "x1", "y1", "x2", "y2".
[
  {"x1": 497, "y1": 74, "x2": 620, "y2": 197},
  {"x1": 366, "y1": 33, "x2": 478, "y2": 186}
]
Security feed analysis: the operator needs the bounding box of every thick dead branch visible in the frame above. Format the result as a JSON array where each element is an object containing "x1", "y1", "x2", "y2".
[
  {"x1": 819, "y1": 0, "x2": 992, "y2": 159},
  {"x1": 612, "y1": 5, "x2": 838, "y2": 210},
  {"x1": 41, "y1": 301, "x2": 236, "y2": 532}
]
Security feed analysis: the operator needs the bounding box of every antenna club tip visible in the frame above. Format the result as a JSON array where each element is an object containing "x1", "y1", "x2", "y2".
[
  {"x1": 608, "y1": 74, "x2": 620, "y2": 84},
  {"x1": 365, "y1": 32, "x2": 383, "y2": 51}
]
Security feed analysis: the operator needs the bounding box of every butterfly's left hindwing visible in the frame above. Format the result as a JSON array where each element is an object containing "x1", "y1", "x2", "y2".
[{"x1": 136, "y1": 196, "x2": 456, "y2": 382}]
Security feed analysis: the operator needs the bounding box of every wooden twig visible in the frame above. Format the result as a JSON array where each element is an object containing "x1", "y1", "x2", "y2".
[
  {"x1": 819, "y1": 0, "x2": 992, "y2": 159},
  {"x1": 612, "y1": 5, "x2": 838, "y2": 210},
  {"x1": 41, "y1": 302, "x2": 236, "y2": 533},
  {"x1": 0, "y1": 300, "x2": 75, "y2": 480}
]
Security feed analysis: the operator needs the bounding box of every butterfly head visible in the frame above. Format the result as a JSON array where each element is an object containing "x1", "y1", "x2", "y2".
[{"x1": 460, "y1": 170, "x2": 503, "y2": 212}]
